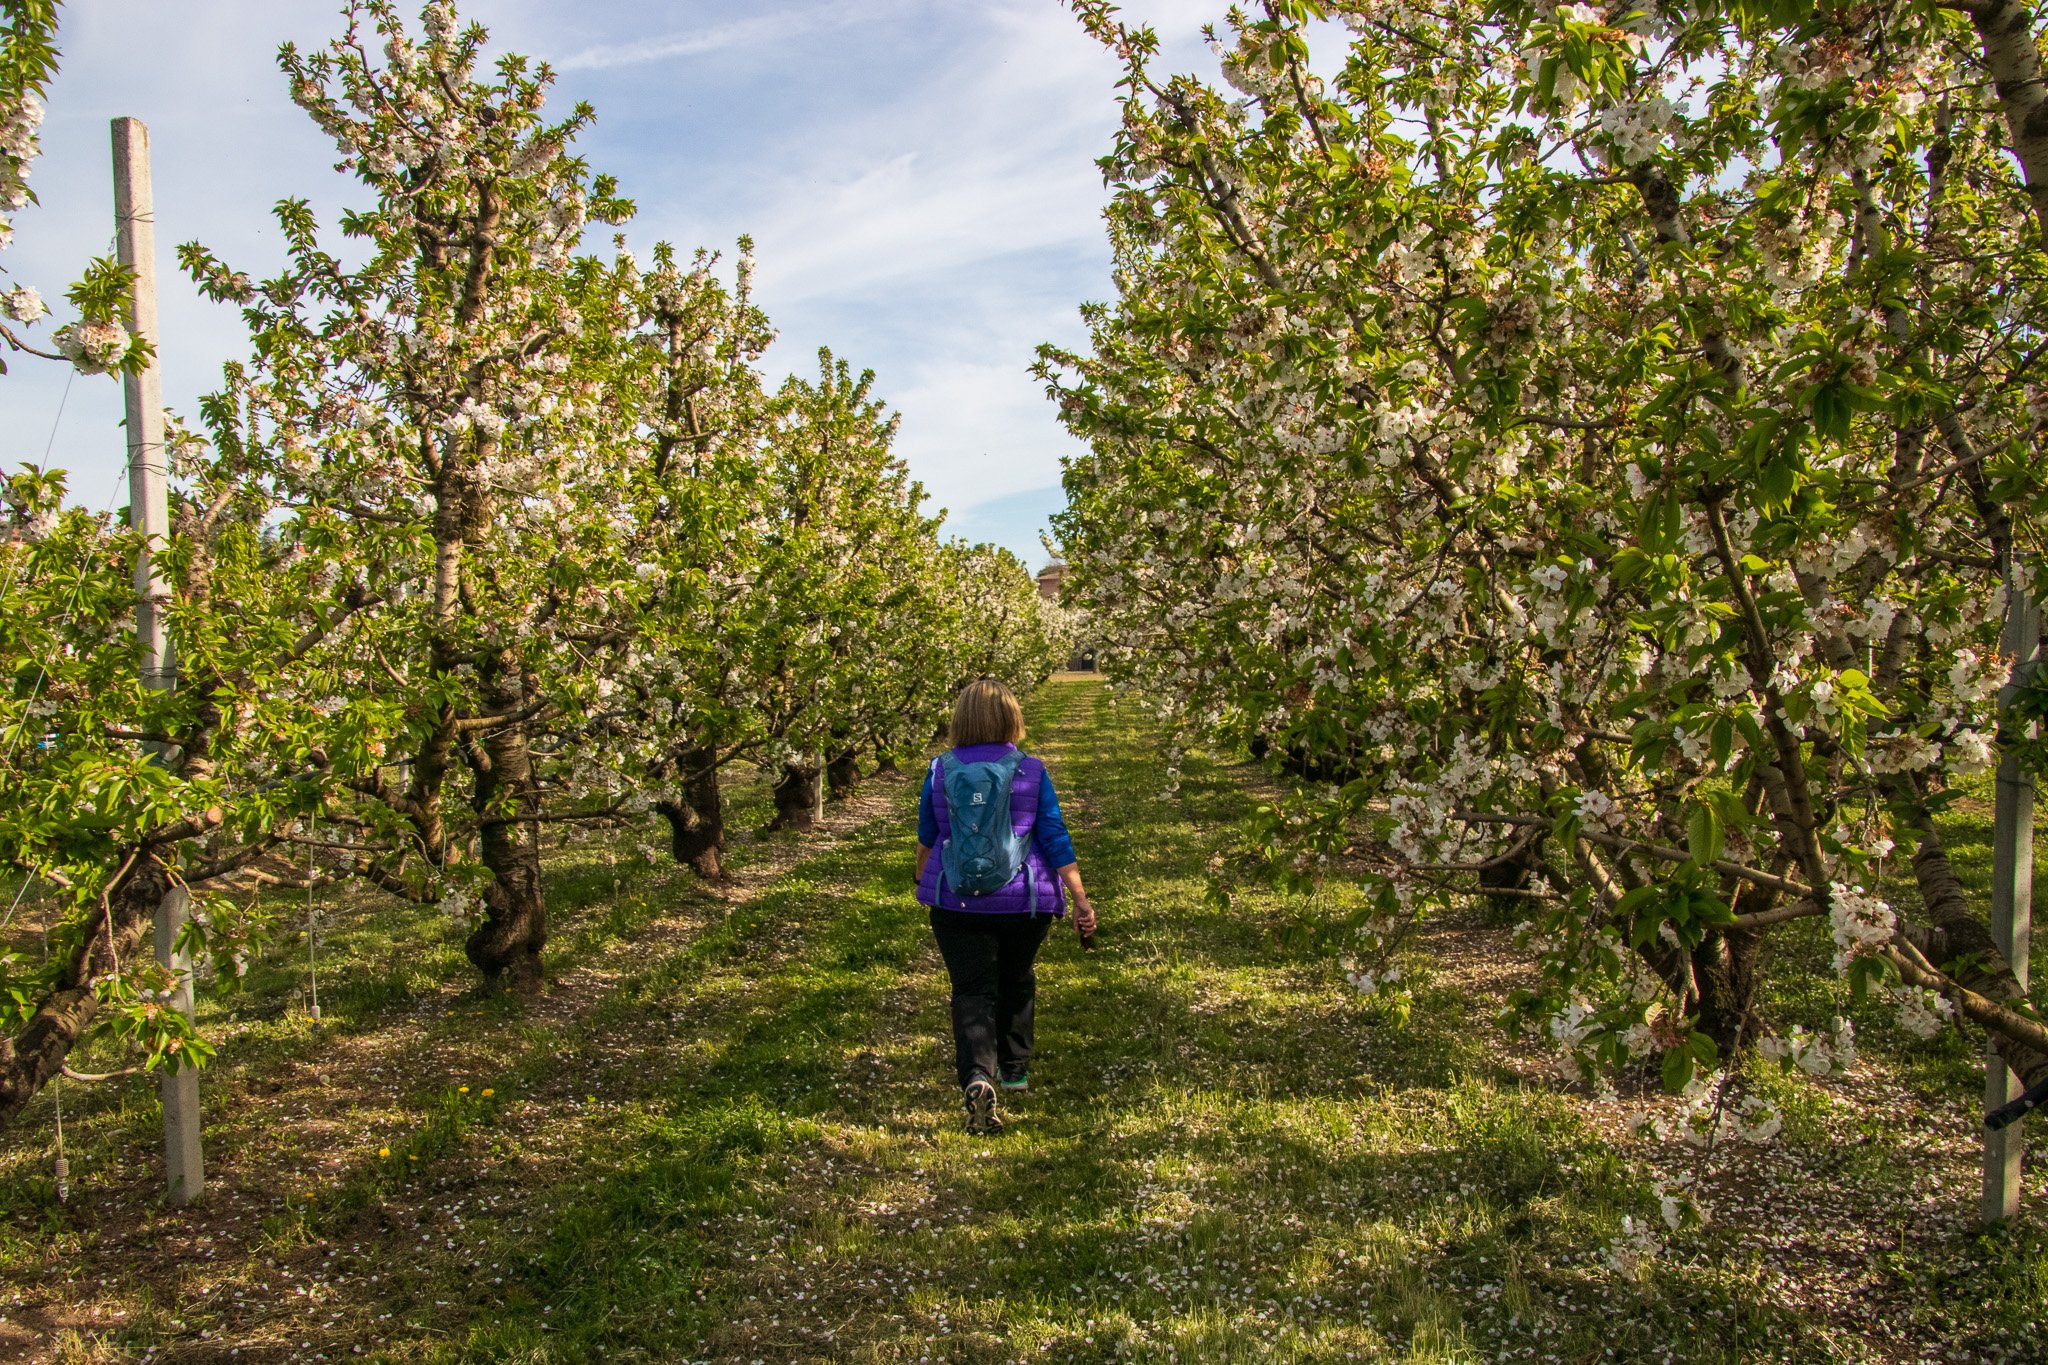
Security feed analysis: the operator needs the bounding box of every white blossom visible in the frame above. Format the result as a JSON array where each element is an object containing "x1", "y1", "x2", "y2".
[
  {"x1": 52, "y1": 320, "x2": 128, "y2": 375},
  {"x1": 1826, "y1": 883, "x2": 1895, "y2": 973},
  {"x1": 1, "y1": 283, "x2": 44, "y2": 322}
]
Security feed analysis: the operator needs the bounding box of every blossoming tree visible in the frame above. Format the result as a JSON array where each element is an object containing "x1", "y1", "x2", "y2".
[
  {"x1": 177, "y1": 0, "x2": 646, "y2": 989},
  {"x1": 0, "y1": 448, "x2": 399, "y2": 1121},
  {"x1": 930, "y1": 541, "x2": 1082, "y2": 729},
  {"x1": 745, "y1": 351, "x2": 946, "y2": 829},
  {"x1": 1043, "y1": 0, "x2": 2047, "y2": 1106},
  {"x1": 0, "y1": 0, "x2": 376, "y2": 1120},
  {"x1": 603, "y1": 237, "x2": 778, "y2": 878},
  {"x1": 0, "y1": 0, "x2": 1082, "y2": 1127},
  {"x1": 0, "y1": 0, "x2": 150, "y2": 378}
]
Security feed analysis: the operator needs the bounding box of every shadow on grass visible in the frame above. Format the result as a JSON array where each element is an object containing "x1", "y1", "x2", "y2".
[
  {"x1": 433, "y1": 684, "x2": 1849, "y2": 1365},
  {"x1": 10, "y1": 683, "x2": 2039, "y2": 1365}
]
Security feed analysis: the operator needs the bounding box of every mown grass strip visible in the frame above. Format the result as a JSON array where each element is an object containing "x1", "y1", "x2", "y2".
[
  {"x1": 8, "y1": 681, "x2": 2043, "y2": 1364},
  {"x1": 416, "y1": 681, "x2": 1838, "y2": 1365}
]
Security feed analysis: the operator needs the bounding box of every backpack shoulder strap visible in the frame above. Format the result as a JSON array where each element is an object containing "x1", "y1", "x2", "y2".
[
  {"x1": 929, "y1": 755, "x2": 953, "y2": 900},
  {"x1": 928, "y1": 755, "x2": 951, "y2": 835}
]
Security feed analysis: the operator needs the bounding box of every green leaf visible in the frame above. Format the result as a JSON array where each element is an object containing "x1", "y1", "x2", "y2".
[
  {"x1": 1616, "y1": 884, "x2": 1661, "y2": 917},
  {"x1": 1687, "y1": 801, "x2": 1723, "y2": 866},
  {"x1": 1706, "y1": 787, "x2": 1747, "y2": 830},
  {"x1": 1811, "y1": 382, "x2": 1851, "y2": 443},
  {"x1": 1849, "y1": 954, "x2": 1887, "y2": 1007},
  {"x1": 1662, "y1": 1045, "x2": 1696, "y2": 1093},
  {"x1": 1759, "y1": 456, "x2": 1797, "y2": 510}
]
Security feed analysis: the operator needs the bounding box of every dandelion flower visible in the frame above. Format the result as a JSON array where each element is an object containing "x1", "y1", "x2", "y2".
[
  {"x1": 481, "y1": 1088, "x2": 495, "y2": 1097},
  {"x1": 378, "y1": 1147, "x2": 390, "y2": 1159}
]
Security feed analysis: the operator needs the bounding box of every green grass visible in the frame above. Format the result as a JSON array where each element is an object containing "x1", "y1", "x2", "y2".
[{"x1": 3, "y1": 679, "x2": 2045, "y2": 1363}]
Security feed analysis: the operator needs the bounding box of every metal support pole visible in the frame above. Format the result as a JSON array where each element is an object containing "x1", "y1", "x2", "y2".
[
  {"x1": 115, "y1": 116, "x2": 203, "y2": 1206},
  {"x1": 1984, "y1": 582, "x2": 2039, "y2": 1225}
]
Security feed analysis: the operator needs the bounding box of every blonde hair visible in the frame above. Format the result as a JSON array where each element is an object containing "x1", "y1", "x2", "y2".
[{"x1": 951, "y1": 679, "x2": 1026, "y2": 747}]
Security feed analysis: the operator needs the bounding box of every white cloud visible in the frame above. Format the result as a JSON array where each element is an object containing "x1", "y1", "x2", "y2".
[
  {"x1": 894, "y1": 352, "x2": 1075, "y2": 512},
  {"x1": 556, "y1": 8, "x2": 862, "y2": 71},
  {"x1": 589, "y1": 0, "x2": 1156, "y2": 562},
  {"x1": 1, "y1": 0, "x2": 1232, "y2": 568},
  {"x1": 647, "y1": 2, "x2": 1123, "y2": 305},
  {"x1": 3, "y1": 1, "x2": 348, "y2": 504}
]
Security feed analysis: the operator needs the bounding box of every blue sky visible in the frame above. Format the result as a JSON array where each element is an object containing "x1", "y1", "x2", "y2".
[{"x1": 2, "y1": 0, "x2": 1214, "y2": 571}]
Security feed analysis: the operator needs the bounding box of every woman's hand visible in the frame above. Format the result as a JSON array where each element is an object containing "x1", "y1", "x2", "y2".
[{"x1": 1056, "y1": 862, "x2": 1096, "y2": 941}]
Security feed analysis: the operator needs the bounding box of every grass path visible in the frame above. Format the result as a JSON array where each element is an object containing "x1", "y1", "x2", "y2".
[{"x1": 4, "y1": 678, "x2": 2046, "y2": 1363}]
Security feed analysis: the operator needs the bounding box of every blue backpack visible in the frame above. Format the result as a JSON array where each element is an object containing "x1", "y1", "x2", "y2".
[{"x1": 938, "y1": 750, "x2": 1036, "y2": 908}]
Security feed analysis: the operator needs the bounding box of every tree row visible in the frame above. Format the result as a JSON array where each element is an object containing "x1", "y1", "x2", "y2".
[
  {"x1": 1042, "y1": 0, "x2": 2046, "y2": 1131},
  {"x1": 0, "y1": 0, "x2": 1074, "y2": 1123}
]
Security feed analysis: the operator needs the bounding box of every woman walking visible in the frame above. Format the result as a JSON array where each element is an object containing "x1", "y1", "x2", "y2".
[{"x1": 915, "y1": 679, "x2": 1098, "y2": 1135}]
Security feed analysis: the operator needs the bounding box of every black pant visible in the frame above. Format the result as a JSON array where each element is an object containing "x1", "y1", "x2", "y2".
[{"x1": 929, "y1": 908, "x2": 1054, "y2": 1088}]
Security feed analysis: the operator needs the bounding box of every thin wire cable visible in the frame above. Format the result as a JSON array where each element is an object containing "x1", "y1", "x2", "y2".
[
  {"x1": 306, "y1": 824, "x2": 320, "y2": 1023},
  {"x1": 0, "y1": 872, "x2": 37, "y2": 938},
  {"x1": 52, "y1": 1076, "x2": 66, "y2": 1202},
  {"x1": 39, "y1": 918, "x2": 68, "y2": 1200},
  {"x1": 39, "y1": 367, "x2": 75, "y2": 464},
  {"x1": 0, "y1": 367, "x2": 78, "y2": 610},
  {"x1": 4, "y1": 462, "x2": 130, "y2": 763},
  {"x1": 4, "y1": 461, "x2": 130, "y2": 942}
]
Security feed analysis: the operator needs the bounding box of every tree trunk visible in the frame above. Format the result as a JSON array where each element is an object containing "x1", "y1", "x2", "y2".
[
  {"x1": 872, "y1": 750, "x2": 900, "y2": 777},
  {"x1": 0, "y1": 858, "x2": 169, "y2": 1125},
  {"x1": 1902, "y1": 806, "x2": 2048, "y2": 1091},
  {"x1": 464, "y1": 658, "x2": 547, "y2": 991},
  {"x1": 1690, "y1": 926, "x2": 1765, "y2": 1055},
  {"x1": 655, "y1": 744, "x2": 725, "y2": 879},
  {"x1": 1476, "y1": 833, "x2": 1546, "y2": 927},
  {"x1": 1969, "y1": 0, "x2": 2048, "y2": 246},
  {"x1": 826, "y1": 748, "x2": 860, "y2": 801},
  {"x1": 768, "y1": 762, "x2": 820, "y2": 832}
]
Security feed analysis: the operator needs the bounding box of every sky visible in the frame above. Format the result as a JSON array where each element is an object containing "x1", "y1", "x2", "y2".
[{"x1": 1, "y1": 0, "x2": 1219, "y2": 571}]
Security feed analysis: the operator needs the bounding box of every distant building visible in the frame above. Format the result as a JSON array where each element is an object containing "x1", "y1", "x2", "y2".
[{"x1": 1036, "y1": 560, "x2": 1097, "y2": 672}]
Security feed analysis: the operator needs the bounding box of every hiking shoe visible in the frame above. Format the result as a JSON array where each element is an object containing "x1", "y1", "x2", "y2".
[
  {"x1": 998, "y1": 1070, "x2": 1029, "y2": 1092},
  {"x1": 964, "y1": 1077, "x2": 1002, "y2": 1135}
]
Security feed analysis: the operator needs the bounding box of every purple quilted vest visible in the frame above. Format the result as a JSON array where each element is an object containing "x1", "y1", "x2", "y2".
[{"x1": 917, "y1": 744, "x2": 1064, "y2": 916}]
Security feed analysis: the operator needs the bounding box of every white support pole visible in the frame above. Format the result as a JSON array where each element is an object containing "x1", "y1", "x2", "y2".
[
  {"x1": 114, "y1": 118, "x2": 167, "y2": 690},
  {"x1": 115, "y1": 116, "x2": 203, "y2": 1206},
  {"x1": 1983, "y1": 578, "x2": 2039, "y2": 1225},
  {"x1": 153, "y1": 885, "x2": 203, "y2": 1202},
  {"x1": 812, "y1": 750, "x2": 826, "y2": 823}
]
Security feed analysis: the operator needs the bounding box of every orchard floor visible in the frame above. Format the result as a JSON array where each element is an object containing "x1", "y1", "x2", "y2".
[{"x1": 3, "y1": 676, "x2": 2046, "y2": 1364}]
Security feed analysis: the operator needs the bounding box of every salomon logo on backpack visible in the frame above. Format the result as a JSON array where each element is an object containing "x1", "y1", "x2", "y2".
[{"x1": 938, "y1": 750, "x2": 1034, "y2": 903}]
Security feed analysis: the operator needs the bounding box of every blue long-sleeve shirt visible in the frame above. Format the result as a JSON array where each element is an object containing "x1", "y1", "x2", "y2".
[{"x1": 918, "y1": 755, "x2": 1077, "y2": 869}]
